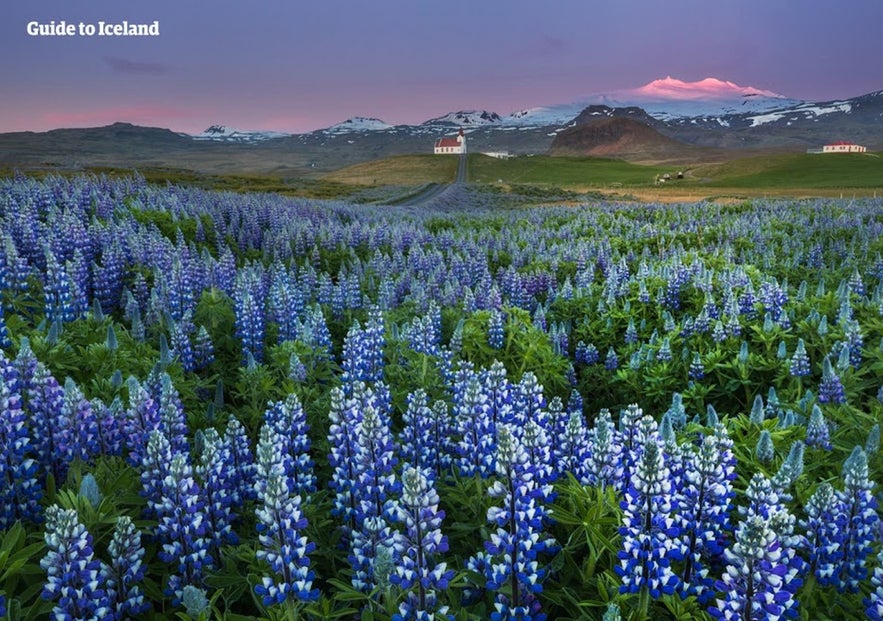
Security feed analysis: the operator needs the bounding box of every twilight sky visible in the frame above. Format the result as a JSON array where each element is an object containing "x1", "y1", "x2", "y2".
[{"x1": 2, "y1": 0, "x2": 882, "y2": 134}]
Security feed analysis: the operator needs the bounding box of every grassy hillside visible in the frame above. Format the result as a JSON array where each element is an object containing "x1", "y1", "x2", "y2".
[
  {"x1": 697, "y1": 152, "x2": 883, "y2": 188},
  {"x1": 323, "y1": 154, "x2": 459, "y2": 185},
  {"x1": 468, "y1": 154, "x2": 670, "y2": 189}
]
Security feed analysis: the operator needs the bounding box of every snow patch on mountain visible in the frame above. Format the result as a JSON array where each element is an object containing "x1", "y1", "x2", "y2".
[
  {"x1": 748, "y1": 102, "x2": 852, "y2": 127},
  {"x1": 323, "y1": 117, "x2": 393, "y2": 133},
  {"x1": 423, "y1": 110, "x2": 502, "y2": 127},
  {"x1": 193, "y1": 125, "x2": 289, "y2": 142}
]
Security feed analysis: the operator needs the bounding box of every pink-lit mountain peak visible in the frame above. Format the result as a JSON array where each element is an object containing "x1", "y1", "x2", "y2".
[{"x1": 628, "y1": 76, "x2": 785, "y2": 101}]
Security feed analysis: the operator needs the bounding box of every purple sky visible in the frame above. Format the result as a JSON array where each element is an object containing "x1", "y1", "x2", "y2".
[{"x1": 2, "y1": 0, "x2": 881, "y2": 134}]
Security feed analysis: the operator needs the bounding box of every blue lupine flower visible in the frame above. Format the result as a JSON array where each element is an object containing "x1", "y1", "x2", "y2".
[
  {"x1": 123, "y1": 377, "x2": 161, "y2": 467},
  {"x1": 222, "y1": 415, "x2": 256, "y2": 506},
  {"x1": 234, "y1": 279, "x2": 266, "y2": 364},
  {"x1": 556, "y1": 411, "x2": 590, "y2": 483},
  {"x1": 488, "y1": 309, "x2": 504, "y2": 349},
  {"x1": 616, "y1": 437, "x2": 682, "y2": 599},
  {"x1": 288, "y1": 351, "x2": 307, "y2": 382},
  {"x1": 805, "y1": 404, "x2": 832, "y2": 450},
  {"x1": 40, "y1": 505, "x2": 113, "y2": 620},
  {"x1": 605, "y1": 347, "x2": 619, "y2": 370},
  {"x1": 108, "y1": 515, "x2": 150, "y2": 618},
  {"x1": 328, "y1": 386, "x2": 363, "y2": 536},
  {"x1": 154, "y1": 371, "x2": 190, "y2": 454},
  {"x1": 587, "y1": 408, "x2": 623, "y2": 489},
  {"x1": 193, "y1": 325, "x2": 214, "y2": 370},
  {"x1": 677, "y1": 426, "x2": 735, "y2": 602},
  {"x1": 0, "y1": 311, "x2": 10, "y2": 349},
  {"x1": 254, "y1": 471, "x2": 319, "y2": 606},
  {"x1": 62, "y1": 377, "x2": 102, "y2": 466},
  {"x1": 391, "y1": 466, "x2": 453, "y2": 621},
  {"x1": 264, "y1": 393, "x2": 316, "y2": 496},
  {"x1": 688, "y1": 352, "x2": 705, "y2": 380},
  {"x1": 349, "y1": 388, "x2": 401, "y2": 592},
  {"x1": 800, "y1": 482, "x2": 846, "y2": 587},
  {"x1": 837, "y1": 446, "x2": 879, "y2": 593},
  {"x1": 169, "y1": 316, "x2": 195, "y2": 372},
  {"x1": 709, "y1": 511, "x2": 802, "y2": 621},
  {"x1": 865, "y1": 549, "x2": 883, "y2": 620},
  {"x1": 818, "y1": 357, "x2": 846, "y2": 405},
  {"x1": 789, "y1": 338, "x2": 811, "y2": 376},
  {"x1": 196, "y1": 428, "x2": 239, "y2": 549},
  {"x1": 400, "y1": 389, "x2": 453, "y2": 481},
  {"x1": 454, "y1": 372, "x2": 495, "y2": 478},
  {"x1": 141, "y1": 430, "x2": 173, "y2": 521},
  {"x1": 155, "y1": 454, "x2": 214, "y2": 604},
  {"x1": 0, "y1": 354, "x2": 42, "y2": 527},
  {"x1": 481, "y1": 425, "x2": 555, "y2": 621}
]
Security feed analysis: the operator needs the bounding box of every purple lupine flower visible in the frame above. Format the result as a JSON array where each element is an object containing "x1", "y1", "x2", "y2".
[
  {"x1": 818, "y1": 356, "x2": 846, "y2": 405},
  {"x1": 264, "y1": 393, "x2": 315, "y2": 496},
  {"x1": 123, "y1": 377, "x2": 161, "y2": 467},
  {"x1": 616, "y1": 437, "x2": 682, "y2": 599},
  {"x1": 391, "y1": 466, "x2": 453, "y2": 621},
  {"x1": 0, "y1": 355, "x2": 42, "y2": 527},
  {"x1": 481, "y1": 425, "x2": 555, "y2": 621},
  {"x1": 155, "y1": 454, "x2": 214, "y2": 604},
  {"x1": 709, "y1": 511, "x2": 802, "y2": 621},
  {"x1": 223, "y1": 415, "x2": 256, "y2": 505},
  {"x1": 40, "y1": 505, "x2": 113, "y2": 620},
  {"x1": 196, "y1": 428, "x2": 239, "y2": 549},
  {"x1": 800, "y1": 482, "x2": 846, "y2": 587},
  {"x1": 254, "y1": 471, "x2": 318, "y2": 606},
  {"x1": 677, "y1": 426, "x2": 736, "y2": 603},
  {"x1": 108, "y1": 515, "x2": 150, "y2": 618},
  {"x1": 837, "y1": 446, "x2": 879, "y2": 593}
]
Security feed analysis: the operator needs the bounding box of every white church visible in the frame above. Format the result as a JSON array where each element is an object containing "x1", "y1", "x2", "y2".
[{"x1": 434, "y1": 128, "x2": 466, "y2": 154}]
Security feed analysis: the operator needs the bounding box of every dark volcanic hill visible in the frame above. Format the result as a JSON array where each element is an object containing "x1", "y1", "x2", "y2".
[{"x1": 549, "y1": 117, "x2": 726, "y2": 164}]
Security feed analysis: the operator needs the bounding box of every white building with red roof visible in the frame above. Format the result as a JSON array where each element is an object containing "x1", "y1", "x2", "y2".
[
  {"x1": 821, "y1": 141, "x2": 867, "y2": 153},
  {"x1": 434, "y1": 128, "x2": 466, "y2": 154}
]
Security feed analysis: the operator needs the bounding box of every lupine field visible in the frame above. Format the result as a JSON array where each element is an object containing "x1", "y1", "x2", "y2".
[{"x1": 1, "y1": 172, "x2": 882, "y2": 621}]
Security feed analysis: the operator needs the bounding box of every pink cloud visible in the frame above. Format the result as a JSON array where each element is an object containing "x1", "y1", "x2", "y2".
[{"x1": 627, "y1": 76, "x2": 784, "y2": 100}]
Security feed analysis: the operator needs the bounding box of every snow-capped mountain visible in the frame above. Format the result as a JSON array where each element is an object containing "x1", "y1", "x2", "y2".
[
  {"x1": 322, "y1": 117, "x2": 393, "y2": 134},
  {"x1": 422, "y1": 110, "x2": 502, "y2": 128},
  {"x1": 193, "y1": 125, "x2": 290, "y2": 142},
  {"x1": 505, "y1": 77, "x2": 804, "y2": 126}
]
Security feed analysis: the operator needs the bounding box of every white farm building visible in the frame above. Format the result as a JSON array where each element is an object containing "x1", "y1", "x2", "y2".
[
  {"x1": 820, "y1": 141, "x2": 867, "y2": 153},
  {"x1": 434, "y1": 128, "x2": 466, "y2": 154}
]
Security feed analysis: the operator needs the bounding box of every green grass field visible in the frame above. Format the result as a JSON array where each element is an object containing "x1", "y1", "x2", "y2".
[
  {"x1": 695, "y1": 152, "x2": 883, "y2": 188},
  {"x1": 468, "y1": 154, "x2": 670, "y2": 189}
]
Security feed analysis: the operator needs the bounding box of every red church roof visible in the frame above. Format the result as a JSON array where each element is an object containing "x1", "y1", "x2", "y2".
[
  {"x1": 435, "y1": 137, "x2": 461, "y2": 148},
  {"x1": 827, "y1": 141, "x2": 855, "y2": 146}
]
